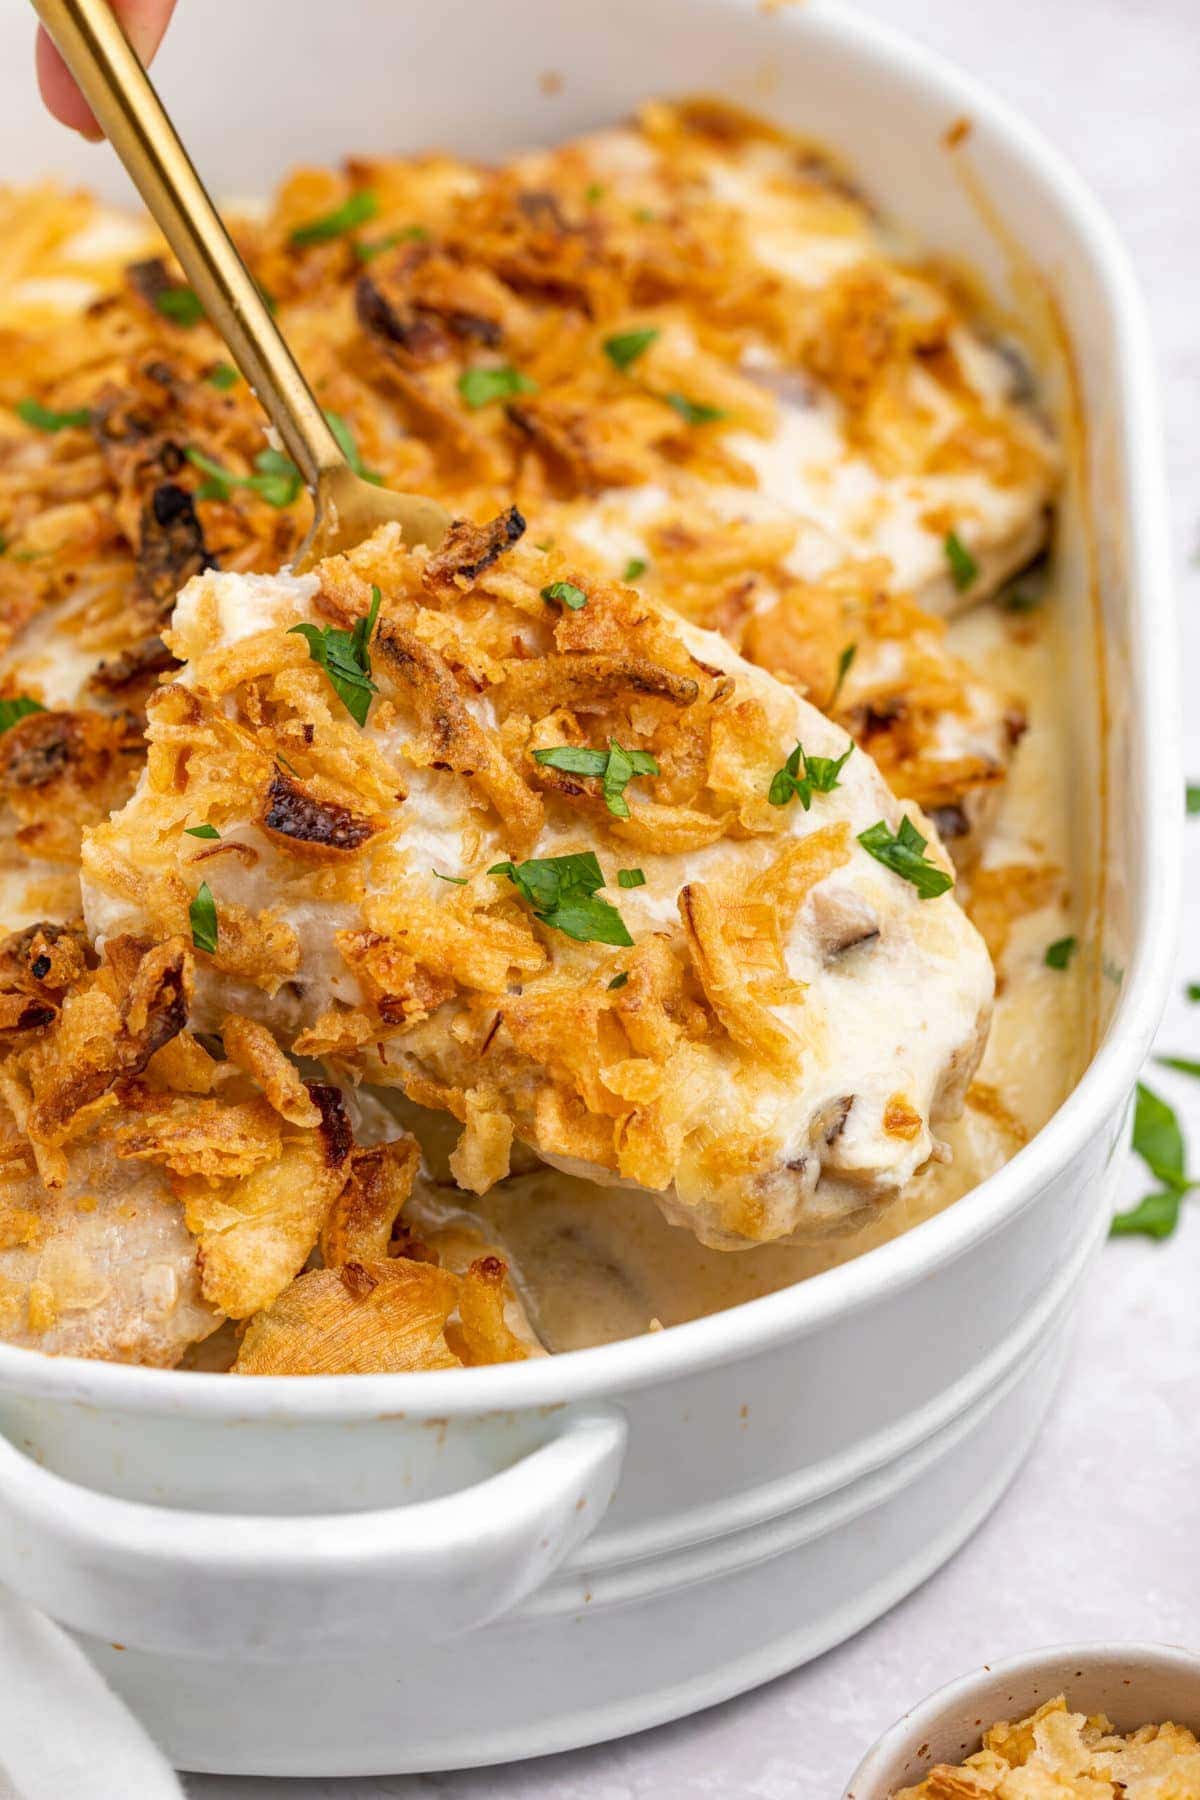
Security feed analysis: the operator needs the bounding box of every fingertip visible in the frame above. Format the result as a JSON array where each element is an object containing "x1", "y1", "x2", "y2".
[{"x1": 35, "y1": 25, "x2": 103, "y2": 139}]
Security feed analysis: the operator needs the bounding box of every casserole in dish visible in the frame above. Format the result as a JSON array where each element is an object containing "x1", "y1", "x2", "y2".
[{"x1": 0, "y1": 0, "x2": 1177, "y2": 1774}]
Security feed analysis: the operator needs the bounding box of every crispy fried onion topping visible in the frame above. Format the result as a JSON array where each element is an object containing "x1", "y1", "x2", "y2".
[
  {"x1": 234, "y1": 1251, "x2": 528, "y2": 1374},
  {"x1": 182, "y1": 1082, "x2": 352, "y2": 1318}
]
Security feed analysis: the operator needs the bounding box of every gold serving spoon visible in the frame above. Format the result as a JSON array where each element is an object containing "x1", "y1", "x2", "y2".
[{"x1": 32, "y1": 0, "x2": 450, "y2": 567}]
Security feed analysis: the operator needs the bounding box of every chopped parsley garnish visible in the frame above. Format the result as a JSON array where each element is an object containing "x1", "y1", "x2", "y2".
[
  {"x1": 1110, "y1": 1188, "x2": 1185, "y2": 1240},
  {"x1": 290, "y1": 189, "x2": 379, "y2": 246},
  {"x1": 1044, "y1": 935, "x2": 1077, "y2": 970},
  {"x1": 207, "y1": 362, "x2": 239, "y2": 390},
  {"x1": 1187, "y1": 983, "x2": 1200, "y2": 1003},
  {"x1": 943, "y1": 530, "x2": 978, "y2": 592},
  {"x1": 607, "y1": 970, "x2": 629, "y2": 989},
  {"x1": 1111, "y1": 1081, "x2": 1193, "y2": 1240},
  {"x1": 324, "y1": 410, "x2": 382, "y2": 484},
  {"x1": 663, "y1": 392, "x2": 726, "y2": 426},
  {"x1": 585, "y1": 182, "x2": 606, "y2": 204},
  {"x1": 603, "y1": 327, "x2": 660, "y2": 372},
  {"x1": 533, "y1": 740, "x2": 659, "y2": 819},
  {"x1": 188, "y1": 881, "x2": 219, "y2": 954},
  {"x1": 617, "y1": 867, "x2": 646, "y2": 888},
  {"x1": 354, "y1": 226, "x2": 428, "y2": 261},
  {"x1": 0, "y1": 696, "x2": 44, "y2": 734},
  {"x1": 1187, "y1": 783, "x2": 1200, "y2": 816},
  {"x1": 186, "y1": 444, "x2": 303, "y2": 509},
  {"x1": 489, "y1": 850, "x2": 632, "y2": 946},
  {"x1": 768, "y1": 740, "x2": 853, "y2": 810},
  {"x1": 16, "y1": 399, "x2": 91, "y2": 433},
  {"x1": 250, "y1": 449, "x2": 303, "y2": 507},
  {"x1": 1158, "y1": 1055, "x2": 1200, "y2": 1078},
  {"x1": 857, "y1": 815, "x2": 954, "y2": 900},
  {"x1": 623, "y1": 558, "x2": 647, "y2": 583},
  {"x1": 153, "y1": 285, "x2": 204, "y2": 327},
  {"x1": 457, "y1": 365, "x2": 537, "y2": 409},
  {"x1": 1003, "y1": 586, "x2": 1041, "y2": 614},
  {"x1": 831, "y1": 642, "x2": 857, "y2": 705},
  {"x1": 288, "y1": 583, "x2": 382, "y2": 727},
  {"x1": 185, "y1": 823, "x2": 221, "y2": 841},
  {"x1": 540, "y1": 580, "x2": 587, "y2": 610},
  {"x1": 432, "y1": 869, "x2": 467, "y2": 884}
]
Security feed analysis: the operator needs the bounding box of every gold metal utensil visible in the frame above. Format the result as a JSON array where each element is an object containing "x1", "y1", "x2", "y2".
[{"x1": 32, "y1": 0, "x2": 450, "y2": 567}]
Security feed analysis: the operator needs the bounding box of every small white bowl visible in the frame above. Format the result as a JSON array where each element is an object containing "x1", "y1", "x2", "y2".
[{"x1": 844, "y1": 1643, "x2": 1200, "y2": 1799}]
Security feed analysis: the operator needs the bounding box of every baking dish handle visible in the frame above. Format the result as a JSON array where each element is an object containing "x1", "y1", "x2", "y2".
[{"x1": 0, "y1": 1403, "x2": 626, "y2": 1662}]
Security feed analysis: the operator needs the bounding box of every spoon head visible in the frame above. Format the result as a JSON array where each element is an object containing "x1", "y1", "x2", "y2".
[{"x1": 294, "y1": 465, "x2": 451, "y2": 572}]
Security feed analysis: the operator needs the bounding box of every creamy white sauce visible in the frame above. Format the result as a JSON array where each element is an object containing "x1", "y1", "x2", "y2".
[{"x1": 401, "y1": 597, "x2": 1081, "y2": 1348}]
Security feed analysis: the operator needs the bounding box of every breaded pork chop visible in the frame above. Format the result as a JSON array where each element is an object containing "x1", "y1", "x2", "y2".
[
  {"x1": 81, "y1": 515, "x2": 993, "y2": 1248},
  {"x1": 0, "y1": 1140, "x2": 220, "y2": 1365}
]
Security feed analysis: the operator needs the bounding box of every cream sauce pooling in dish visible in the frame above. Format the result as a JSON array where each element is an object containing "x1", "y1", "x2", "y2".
[{"x1": 392, "y1": 594, "x2": 1084, "y2": 1351}]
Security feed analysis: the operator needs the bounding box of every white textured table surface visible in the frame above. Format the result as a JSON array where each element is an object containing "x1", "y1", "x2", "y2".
[{"x1": 194, "y1": 1, "x2": 1200, "y2": 1793}]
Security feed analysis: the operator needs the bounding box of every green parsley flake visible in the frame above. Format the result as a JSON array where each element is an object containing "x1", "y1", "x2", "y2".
[
  {"x1": 188, "y1": 881, "x2": 219, "y2": 954},
  {"x1": 355, "y1": 226, "x2": 428, "y2": 261},
  {"x1": 458, "y1": 365, "x2": 537, "y2": 409},
  {"x1": 288, "y1": 583, "x2": 383, "y2": 727},
  {"x1": 325, "y1": 410, "x2": 382, "y2": 484},
  {"x1": 207, "y1": 362, "x2": 239, "y2": 390},
  {"x1": 533, "y1": 740, "x2": 659, "y2": 819},
  {"x1": 663, "y1": 391, "x2": 726, "y2": 426},
  {"x1": 1187, "y1": 983, "x2": 1200, "y2": 1003},
  {"x1": 1111, "y1": 1081, "x2": 1193, "y2": 1239},
  {"x1": 857, "y1": 815, "x2": 954, "y2": 900},
  {"x1": 153, "y1": 286, "x2": 204, "y2": 327},
  {"x1": 831, "y1": 642, "x2": 857, "y2": 705},
  {"x1": 433, "y1": 870, "x2": 467, "y2": 885},
  {"x1": 17, "y1": 399, "x2": 91, "y2": 433},
  {"x1": 290, "y1": 189, "x2": 379, "y2": 246},
  {"x1": 585, "y1": 183, "x2": 606, "y2": 204},
  {"x1": 607, "y1": 971, "x2": 629, "y2": 989},
  {"x1": 1110, "y1": 1189, "x2": 1185, "y2": 1239},
  {"x1": 1044, "y1": 935, "x2": 1077, "y2": 970},
  {"x1": 623, "y1": 558, "x2": 647, "y2": 583},
  {"x1": 1187, "y1": 783, "x2": 1200, "y2": 816},
  {"x1": 185, "y1": 823, "x2": 221, "y2": 841},
  {"x1": 0, "y1": 696, "x2": 44, "y2": 735},
  {"x1": 186, "y1": 444, "x2": 303, "y2": 509},
  {"x1": 944, "y1": 530, "x2": 978, "y2": 593},
  {"x1": 617, "y1": 868, "x2": 646, "y2": 889},
  {"x1": 1157, "y1": 1055, "x2": 1200, "y2": 1079},
  {"x1": 768, "y1": 740, "x2": 853, "y2": 810},
  {"x1": 603, "y1": 328, "x2": 660, "y2": 372},
  {"x1": 489, "y1": 851, "x2": 632, "y2": 946},
  {"x1": 540, "y1": 580, "x2": 587, "y2": 610}
]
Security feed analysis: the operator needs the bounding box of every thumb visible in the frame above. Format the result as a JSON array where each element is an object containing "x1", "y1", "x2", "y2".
[{"x1": 36, "y1": 0, "x2": 179, "y2": 139}]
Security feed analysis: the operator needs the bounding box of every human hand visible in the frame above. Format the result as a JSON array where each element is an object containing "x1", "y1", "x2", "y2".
[{"x1": 36, "y1": 0, "x2": 178, "y2": 138}]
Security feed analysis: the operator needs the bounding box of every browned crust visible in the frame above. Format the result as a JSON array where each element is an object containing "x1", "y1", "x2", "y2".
[
  {"x1": 260, "y1": 768, "x2": 378, "y2": 858},
  {"x1": 136, "y1": 480, "x2": 214, "y2": 609},
  {"x1": 306, "y1": 1081, "x2": 353, "y2": 1172},
  {"x1": 422, "y1": 505, "x2": 526, "y2": 591}
]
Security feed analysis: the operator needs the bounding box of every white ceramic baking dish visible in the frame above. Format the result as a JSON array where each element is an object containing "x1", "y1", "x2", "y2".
[
  {"x1": 0, "y1": 0, "x2": 1177, "y2": 1778},
  {"x1": 845, "y1": 1643, "x2": 1200, "y2": 1797}
]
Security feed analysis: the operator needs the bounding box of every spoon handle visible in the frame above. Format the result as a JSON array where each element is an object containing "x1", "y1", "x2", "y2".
[{"x1": 32, "y1": 0, "x2": 345, "y2": 492}]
